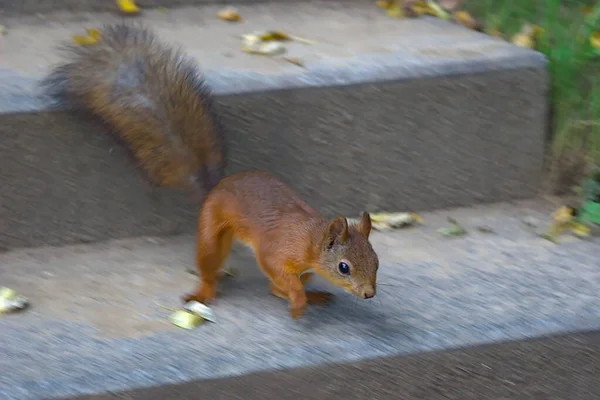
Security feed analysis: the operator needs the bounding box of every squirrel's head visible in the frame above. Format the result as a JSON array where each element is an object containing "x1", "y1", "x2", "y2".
[{"x1": 317, "y1": 212, "x2": 379, "y2": 300}]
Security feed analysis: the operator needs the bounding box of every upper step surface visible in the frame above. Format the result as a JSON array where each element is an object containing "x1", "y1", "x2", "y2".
[{"x1": 0, "y1": 2, "x2": 544, "y2": 111}]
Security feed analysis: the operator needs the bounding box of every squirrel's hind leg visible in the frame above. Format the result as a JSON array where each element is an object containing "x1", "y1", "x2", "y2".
[{"x1": 182, "y1": 226, "x2": 233, "y2": 305}]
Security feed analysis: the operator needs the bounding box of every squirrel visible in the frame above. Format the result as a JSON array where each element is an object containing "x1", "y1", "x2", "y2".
[
  {"x1": 40, "y1": 23, "x2": 226, "y2": 195},
  {"x1": 183, "y1": 170, "x2": 379, "y2": 320}
]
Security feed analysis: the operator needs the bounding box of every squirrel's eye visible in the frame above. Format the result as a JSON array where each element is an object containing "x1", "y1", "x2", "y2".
[{"x1": 338, "y1": 262, "x2": 350, "y2": 275}]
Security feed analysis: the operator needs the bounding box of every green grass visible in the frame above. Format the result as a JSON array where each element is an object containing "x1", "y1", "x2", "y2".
[{"x1": 464, "y1": 0, "x2": 600, "y2": 189}]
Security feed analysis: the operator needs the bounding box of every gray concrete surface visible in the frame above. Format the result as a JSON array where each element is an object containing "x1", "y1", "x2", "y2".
[
  {"x1": 0, "y1": 0, "x2": 340, "y2": 16},
  {"x1": 69, "y1": 330, "x2": 600, "y2": 400},
  {"x1": 1, "y1": 198, "x2": 599, "y2": 399},
  {"x1": 0, "y1": 3, "x2": 548, "y2": 250}
]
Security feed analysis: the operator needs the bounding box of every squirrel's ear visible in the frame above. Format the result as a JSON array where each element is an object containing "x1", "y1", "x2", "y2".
[
  {"x1": 358, "y1": 211, "x2": 372, "y2": 238},
  {"x1": 324, "y1": 216, "x2": 349, "y2": 250}
]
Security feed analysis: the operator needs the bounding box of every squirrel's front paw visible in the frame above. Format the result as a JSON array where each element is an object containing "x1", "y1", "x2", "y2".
[
  {"x1": 306, "y1": 291, "x2": 334, "y2": 305},
  {"x1": 182, "y1": 286, "x2": 215, "y2": 305},
  {"x1": 289, "y1": 302, "x2": 307, "y2": 320}
]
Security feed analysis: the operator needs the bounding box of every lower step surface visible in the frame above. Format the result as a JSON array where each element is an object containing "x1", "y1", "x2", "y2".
[{"x1": 1, "y1": 198, "x2": 598, "y2": 399}]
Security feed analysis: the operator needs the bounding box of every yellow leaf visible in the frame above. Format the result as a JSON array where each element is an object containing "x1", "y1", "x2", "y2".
[
  {"x1": 570, "y1": 222, "x2": 591, "y2": 238},
  {"x1": 217, "y1": 7, "x2": 241, "y2": 22},
  {"x1": 590, "y1": 32, "x2": 600, "y2": 49},
  {"x1": 411, "y1": 1, "x2": 436, "y2": 16},
  {"x1": 116, "y1": 0, "x2": 140, "y2": 14},
  {"x1": 169, "y1": 310, "x2": 203, "y2": 329},
  {"x1": 376, "y1": 0, "x2": 394, "y2": 9},
  {"x1": 242, "y1": 41, "x2": 287, "y2": 55},
  {"x1": 452, "y1": 10, "x2": 480, "y2": 30},
  {"x1": 511, "y1": 23, "x2": 536, "y2": 49},
  {"x1": 72, "y1": 34, "x2": 98, "y2": 46},
  {"x1": 260, "y1": 30, "x2": 291, "y2": 41},
  {"x1": 0, "y1": 287, "x2": 29, "y2": 314},
  {"x1": 486, "y1": 28, "x2": 504, "y2": 39},
  {"x1": 425, "y1": 0, "x2": 450, "y2": 19},
  {"x1": 385, "y1": 2, "x2": 405, "y2": 18},
  {"x1": 551, "y1": 206, "x2": 575, "y2": 224},
  {"x1": 72, "y1": 28, "x2": 101, "y2": 46},
  {"x1": 87, "y1": 28, "x2": 101, "y2": 40}
]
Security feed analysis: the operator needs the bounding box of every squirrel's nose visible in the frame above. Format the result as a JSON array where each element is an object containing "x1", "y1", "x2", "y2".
[{"x1": 362, "y1": 287, "x2": 375, "y2": 299}]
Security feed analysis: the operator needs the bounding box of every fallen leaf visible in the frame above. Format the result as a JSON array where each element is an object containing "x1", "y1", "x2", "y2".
[
  {"x1": 116, "y1": 0, "x2": 140, "y2": 14},
  {"x1": 283, "y1": 57, "x2": 305, "y2": 67},
  {"x1": 260, "y1": 30, "x2": 291, "y2": 41},
  {"x1": 376, "y1": 0, "x2": 394, "y2": 9},
  {"x1": 184, "y1": 300, "x2": 216, "y2": 322},
  {"x1": 217, "y1": 6, "x2": 241, "y2": 22},
  {"x1": 242, "y1": 40, "x2": 287, "y2": 55},
  {"x1": 485, "y1": 28, "x2": 505, "y2": 39},
  {"x1": 0, "y1": 287, "x2": 29, "y2": 314},
  {"x1": 476, "y1": 226, "x2": 495, "y2": 234},
  {"x1": 0, "y1": 24, "x2": 6, "y2": 36},
  {"x1": 571, "y1": 222, "x2": 591, "y2": 238},
  {"x1": 590, "y1": 32, "x2": 600, "y2": 49},
  {"x1": 551, "y1": 205, "x2": 575, "y2": 224},
  {"x1": 169, "y1": 310, "x2": 203, "y2": 329},
  {"x1": 511, "y1": 23, "x2": 539, "y2": 49},
  {"x1": 222, "y1": 266, "x2": 239, "y2": 278},
  {"x1": 72, "y1": 28, "x2": 101, "y2": 45},
  {"x1": 425, "y1": 0, "x2": 451, "y2": 19},
  {"x1": 452, "y1": 11, "x2": 481, "y2": 30},
  {"x1": 411, "y1": 1, "x2": 436, "y2": 16},
  {"x1": 385, "y1": 0, "x2": 406, "y2": 18},
  {"x1": 367, "y1": 212, "x2": 423, "y2": 231},
  {"x1": 438, "y1": 0, "x2": 463, "y2": 11},
  {"x1": 437, "y1": 217, "x2": 467, "y2": 237}
]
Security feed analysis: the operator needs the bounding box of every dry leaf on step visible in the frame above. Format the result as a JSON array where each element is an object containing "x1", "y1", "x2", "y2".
[
  {"x1": 217, "y1": 7, "x2": 241, "y2": 22},
  {"x1": 437, "y1": 0, "x2": 463, "y2": 11},
  {"x1": 348, "y1": 212, "x2": 423, "y2": 231},
  {"x1": 283, "y1": 57, "x2": 305, "y2": 67},
  {"x1": 0, "y1": 287, "x2": 30, "y2": 314},
  {"x1": 411, "y1": 1, "x2": 437, "y2": 17},
  {"x1": 424, "y1": 1, "x2": 450, "y2": 19},
  {"x1": 169, "y1": 310, "x2": 203, "y2": 329},
  {"x1": 437, "y1": 217, "x2": 467, "y2": 237},
  {"x1": 540, "y1": 205, "x2": 591, "y2": 242},
  {"x1": 511, "y1": 23, "x2": 542, "y2": 49},
  {"x1": 377, "y1": 0, "x2": 406, "y2": 18},
  {"x1": 242, "y1": 40, "x2": 287, "y2": 55},
  {"x1": 370, "y1": 212, "x2": 423, "y2": 231},
  {"x1": 116, "y1": 0, "x2": 140, "y2": 14},
  {"x1": 0, "y1": 25, "x2": 6, "y2": 36},
  {"x1": 452, "y1": 11, "x2": 482, "y2": 31},
  {"x1": 184, "y1": 301, "x2": 216, "y2": 322},
  {"x1": 72, "y1": 28, "x2": 101, "y2": 46}
]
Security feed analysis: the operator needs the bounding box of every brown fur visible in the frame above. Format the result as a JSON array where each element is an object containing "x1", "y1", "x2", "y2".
[
  {"x1": 183, "y1": 170, "x2": 379, "y2": 320},
  {"x1": 40, "y1": 23, "x2": 226, "y2": 193}
]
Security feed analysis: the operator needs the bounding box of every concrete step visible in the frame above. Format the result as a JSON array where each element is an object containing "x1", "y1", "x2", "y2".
[
  {"x1": 0, "y1": 2, "x2": 548, "y2": 250},
  {"x1": 0, "y1": 0, "x2": 343, "y2": 16},
  {"x1": 67, "y1": 330, "x2": 600, "y2": 400},
  {"x1": 1, "y1": 199, "x2": 599, "y2": 400}
]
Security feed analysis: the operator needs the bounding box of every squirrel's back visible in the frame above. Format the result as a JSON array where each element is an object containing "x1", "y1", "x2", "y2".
[{"x1": 41, "y1": 23, "x2": 226, "y2": 192}]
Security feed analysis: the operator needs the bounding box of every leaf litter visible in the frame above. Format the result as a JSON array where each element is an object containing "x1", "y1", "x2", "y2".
[{"x1": 0, "y1": 287, "x2": 29, "y2": 314}]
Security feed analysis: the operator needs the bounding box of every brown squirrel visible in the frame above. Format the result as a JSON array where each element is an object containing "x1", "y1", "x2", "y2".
[
  {"x1": 40, "y1": 23, "x2": 226, "y2": 194},
  {"x1": 183, "y1": 170, "x2": 379, "y2": 319}
]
